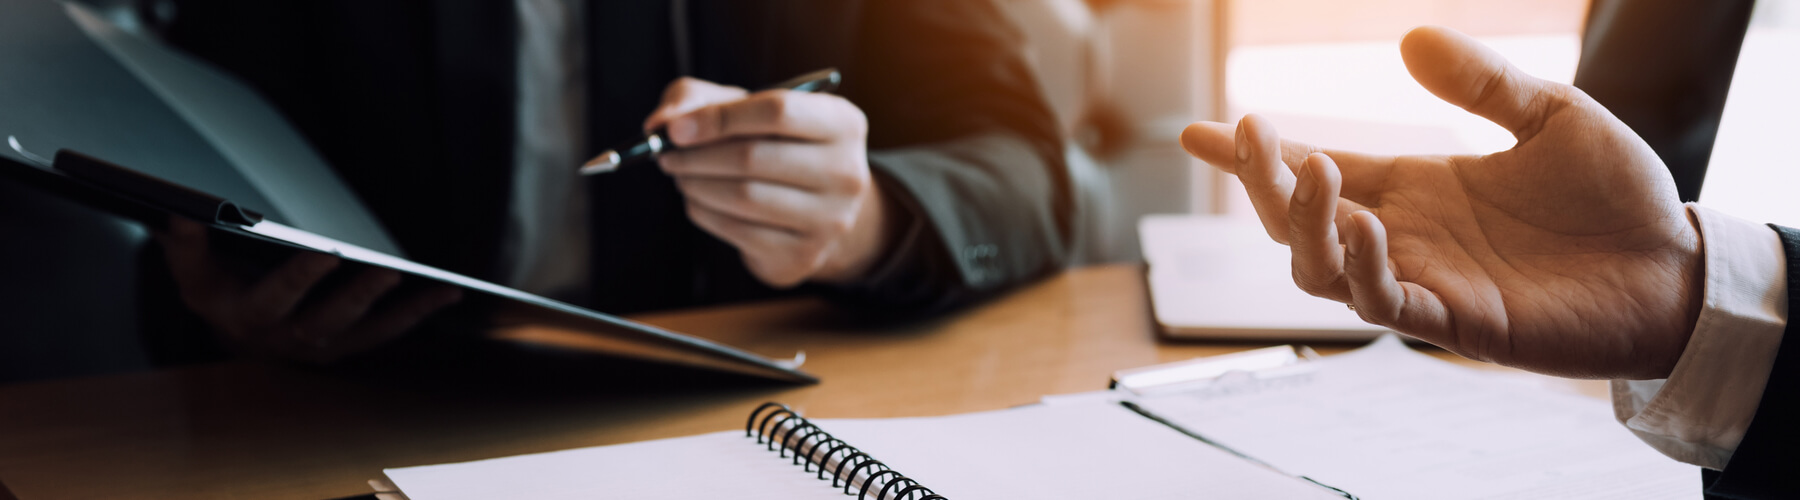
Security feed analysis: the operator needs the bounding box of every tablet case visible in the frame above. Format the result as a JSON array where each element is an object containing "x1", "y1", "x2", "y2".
[
  {"x1": 0, "y1": 147, "x2": 815, "y2": 383},
  {"x1": 0, "y1": 1, "x2": 812, "y2": 383}
]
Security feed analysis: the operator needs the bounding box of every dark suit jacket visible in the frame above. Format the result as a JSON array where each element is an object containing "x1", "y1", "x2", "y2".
[
  {"x1": 1705, "y1": 225, "x2": 1800, "y2": 499},
  {"x1": 1576, "y1": 0, "x2": 1755, "y2": 202},
  {"x1": 1581, "y1": 1, "x2": 1797, "y2": 496},
  {"x1": 157, "y1": 0, "x2": 1071, "y2": 315},
  {"x1": 1580, "y1": 1, "x2": 1789, "y2": 496}
]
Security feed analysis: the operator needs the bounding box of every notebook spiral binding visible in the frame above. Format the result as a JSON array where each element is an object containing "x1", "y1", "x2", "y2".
[{"x1": 748, "y1": 402, "x2": 947, "y2": 500}]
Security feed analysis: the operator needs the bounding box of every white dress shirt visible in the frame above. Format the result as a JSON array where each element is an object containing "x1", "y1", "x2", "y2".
[
  {"x1": 1613, "y1": 204, "x2": 1789, "y2": 470},
  {"x1": 504, "y1": 0, "x2": 591, "y2": 298}
]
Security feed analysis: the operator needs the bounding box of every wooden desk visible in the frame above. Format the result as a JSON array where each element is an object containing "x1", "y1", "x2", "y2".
[{"x1": 0, "y1": 264, "x2": 1604, "y2": 499}]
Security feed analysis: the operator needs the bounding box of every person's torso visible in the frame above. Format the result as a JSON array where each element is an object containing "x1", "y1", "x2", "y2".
[{"x1": 161, "y1": 0, "x2": 865, "y2": 313}]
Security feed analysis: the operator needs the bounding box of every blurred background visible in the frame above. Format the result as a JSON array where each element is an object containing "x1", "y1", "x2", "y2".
[
  {"x1": 4, "y1": 0, "x2": 1799, "y2": 383},
  {"x1": 45, "y1": 0, "x2": 1800, "y2": 264},
  {"x1": 1004, "y1": 0, "x2": 1798, "y2": 265}
]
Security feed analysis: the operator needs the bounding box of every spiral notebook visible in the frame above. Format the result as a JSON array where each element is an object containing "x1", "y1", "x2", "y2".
[
  {"x1": 381, "y1": 337, "x2": 1701, "y2": 500},
  {"x1": 380, "y1": 401, "x2": 1346, "y2": 499}
]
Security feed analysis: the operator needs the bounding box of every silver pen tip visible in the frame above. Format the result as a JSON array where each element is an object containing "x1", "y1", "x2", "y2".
[{"x1": 579, "y1": 150, "x2": 622, "y2": 175}]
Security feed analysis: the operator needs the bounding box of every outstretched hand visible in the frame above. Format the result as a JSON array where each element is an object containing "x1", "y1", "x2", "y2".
[{"x1": 1180, "y1": 26, "x2": 1703, "y2": 380}]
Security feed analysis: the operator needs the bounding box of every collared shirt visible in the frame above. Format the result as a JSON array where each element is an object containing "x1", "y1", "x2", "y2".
[
  {"x1": 1613, "y1": 204, "x2": 1789, "y2": 470},
  {"x1": 505, "y1": 0, "x2": 591, "y2": 299}
]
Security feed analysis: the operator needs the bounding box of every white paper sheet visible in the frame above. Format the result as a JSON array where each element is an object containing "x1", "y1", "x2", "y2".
[
  {"x1": 242, "y1": 220, "x2": 549, "y2": 306},
  {"x1": 1131, "y1": 335, "x2": 1702, "y2": 499},
  {"x1": 241, "y1": 220, "x2": 808, "y2": 373},
  {"x1": 1141, "y1": 214, "x2": 1390, "y2": 340},
  {"x1": 385, "y1": 431, "x2": 830, "y2": 500},
  {"x1": 814, "y1": 402, "x2": 1342, "y2": 499},
  {"x1": 385, "y1": 401, "x2": 1343, "y2": 499}
]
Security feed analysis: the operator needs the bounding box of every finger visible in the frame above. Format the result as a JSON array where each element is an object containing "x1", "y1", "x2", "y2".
[
  {"x1": 242, "y1": 251, "x2": 342, "y2": 326},
  {"x1": 658, "y1": 139, "x2": 838, "y2": 188},
  {"x1": 314, "y1": 287, "x2": 463, "y2": 363},
  {"x1": 1400, "y1": 26, "x2": 1558, "y2": 141},
  {"x1": 674, "y1": 176, "x2": 842, "y2": 234},
  {"x1": 685, "y1": 203, "x2": 821, "y2": 288},
  {"x1": 292, "y1": 267, "x2": 403, "y2": 337},
  {"x1": 1341, "y1": 211, "x2": 1451, "y2": 339},
  {"x1": 154, "y1": 217, "x2": 210, "y2": 273},
  {"x1": 1235, "y1": 115, "x2": 1300, "y2": 244},
  {"x1": 643, "y1": 77, "x2": 749, "y2": 132},
  {"x1": 665, "y1": 91, "x2": 862, "y2": 147},
  {"x1": 1288, "y1": 154, "x2": 1352, "y2": 302},
  {"x1": 248, "y1": 324, "x2": 311, "y2": 360},
  {"x1": 1180, "y1": 120, "x2": 1397, "y2": 203},
  {"x1": 155, "y1": 217, "x2": 234, "y2": 306}
]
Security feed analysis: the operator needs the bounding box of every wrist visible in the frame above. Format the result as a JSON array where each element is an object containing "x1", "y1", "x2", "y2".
[
  {"x1": 1614, "y1": 206, "x2": 1789, "y2": 468},
  {"x1": 812, "y1": 171, "x2": 900, "y2": 285},
  {"x1": 1660, "y1": 206, "x2": 1707, "y2": 377}
]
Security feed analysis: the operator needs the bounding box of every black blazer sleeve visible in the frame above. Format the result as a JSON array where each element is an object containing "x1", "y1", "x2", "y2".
[
  {"x1": 1574, "y1": 0, "x2": 1754, "y2": 202},
  {"x1": 823, "y1": 0, "x2": 1074, "y2": 312},
  {"x1": 1702, "y1": 224, "x2": 1800, "y2": 499}
]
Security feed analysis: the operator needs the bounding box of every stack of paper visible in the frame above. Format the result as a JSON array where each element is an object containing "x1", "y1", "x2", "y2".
[{"x1": 1126, "y1": 336, "x2": 1700, "y2": 499}]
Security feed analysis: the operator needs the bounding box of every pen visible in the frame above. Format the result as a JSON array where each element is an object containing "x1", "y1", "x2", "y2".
[{"x1": 578, "y1": 68, "x2": 842, "y2": 176}]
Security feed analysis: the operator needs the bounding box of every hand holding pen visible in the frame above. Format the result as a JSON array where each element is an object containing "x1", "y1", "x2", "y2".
[
  {"x1": 581, "y1": 68, "x2": 842, "y2": 174},
  {"x1": 583, "y1": 69, "x2": 901, "y2": 289}
]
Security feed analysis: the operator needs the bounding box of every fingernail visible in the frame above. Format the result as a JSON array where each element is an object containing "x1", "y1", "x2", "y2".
[
  {"x1": 1294, "y1": 163, "x2": 1317, "y2": 205},
  {"x1": 668, "y1": 117, "x2": 698, "y2": 145},
  {"x1": 1235, "y1": 122, "x2": 1251, "y2": 163},
  {"x1": 643, "y1": 107, "x2": 670, "y2": 132}
]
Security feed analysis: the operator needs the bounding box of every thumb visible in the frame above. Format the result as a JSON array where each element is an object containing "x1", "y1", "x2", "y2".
[{"x1": 1400, "y1": 26, "x2": 1557, "y2": 141}]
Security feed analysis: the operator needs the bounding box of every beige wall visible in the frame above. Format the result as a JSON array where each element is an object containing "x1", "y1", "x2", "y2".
[{"x1": 1229, "y1": 0, "x2": 1589, "y2": 46}]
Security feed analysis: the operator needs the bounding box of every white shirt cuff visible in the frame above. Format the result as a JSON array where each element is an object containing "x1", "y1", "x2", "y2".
[{"x1": 1611, "y1": 203, "x2": 1788, "y2": 470}]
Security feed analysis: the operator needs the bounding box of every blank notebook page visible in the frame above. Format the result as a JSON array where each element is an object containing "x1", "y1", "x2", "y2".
[
  {"x1": 385, "y1": 431, "x2": 829, "y2": 499},
  {"x1": 814, "y1": 402, "x2": 1341, "y2": 499},
  {"x1": 385, "y1": 401, "x2": 1341, "y2": 499},
  {"x1": 1132, "y1": 336, "x2": 1701, "y2": 499}
]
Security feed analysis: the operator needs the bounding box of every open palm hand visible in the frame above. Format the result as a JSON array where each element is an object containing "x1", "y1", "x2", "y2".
[{"x1": 1181, "y1": 27, "x2": 1702, "y2": 379}]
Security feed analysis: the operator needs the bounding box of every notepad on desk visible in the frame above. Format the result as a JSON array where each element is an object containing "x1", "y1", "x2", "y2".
[
  {"x1": 1076, "y1": 335, "x2": 1701, "y2": 499},
  {"x1": 1140, "y1": 214, "x2": 1390, "y2": 341},
  {"x1": 381, "y1": 401, "x2": 1344, "y2": 499},
  {"x1": 380, "y1": 337, "x2": 1700, "y2": 500}
]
